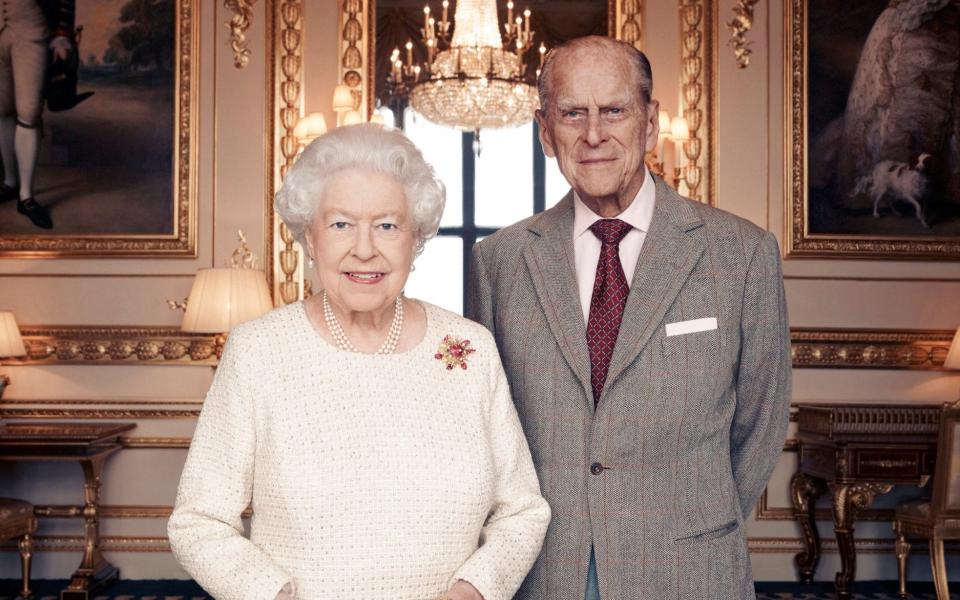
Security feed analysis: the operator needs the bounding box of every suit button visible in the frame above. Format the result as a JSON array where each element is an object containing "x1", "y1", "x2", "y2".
[{"x1": 590, "y1": 462, "x2": 604, "y2": 475}]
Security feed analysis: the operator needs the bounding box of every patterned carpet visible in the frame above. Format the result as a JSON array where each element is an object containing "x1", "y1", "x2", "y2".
[{"x1": 0, "y1": 580, "x2": 956, "y2": 599}]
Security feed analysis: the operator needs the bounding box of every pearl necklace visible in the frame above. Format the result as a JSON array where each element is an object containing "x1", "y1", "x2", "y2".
[{"x1": 322, "y1": 289, "x2": 404, "y2": 354}]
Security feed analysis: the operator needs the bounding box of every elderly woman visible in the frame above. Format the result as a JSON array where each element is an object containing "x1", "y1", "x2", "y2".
[{"x1": 167, "y1": 124, "x2": 549, "y2": 600}]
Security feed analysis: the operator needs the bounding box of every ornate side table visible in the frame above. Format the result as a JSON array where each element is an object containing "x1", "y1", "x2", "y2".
[{"x1": 0, "y1": 421, "x2": 136, "y2": 600}]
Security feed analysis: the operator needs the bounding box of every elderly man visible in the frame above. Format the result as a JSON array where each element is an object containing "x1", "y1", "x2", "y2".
[{"x1": 467, "y1": 36, "x2": 790, "y2": 599}]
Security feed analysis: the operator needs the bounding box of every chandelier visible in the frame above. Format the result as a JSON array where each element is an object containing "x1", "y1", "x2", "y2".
[{"x1": 388, "y1": 0, "x2": 544, "y2": 143}]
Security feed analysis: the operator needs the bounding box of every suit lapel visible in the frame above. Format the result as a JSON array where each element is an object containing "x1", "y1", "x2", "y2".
[
  {"x1": 603, "y1": 177, "x2": 706, "y2": 395},
  {"x1": 523, "y1": 193, "x2": 594, "y2": 405}
]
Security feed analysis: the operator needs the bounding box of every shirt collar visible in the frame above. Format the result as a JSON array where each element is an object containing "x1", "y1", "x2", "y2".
[{"x1": 572, "y1": 165, "x2": 656, "y2": 239}]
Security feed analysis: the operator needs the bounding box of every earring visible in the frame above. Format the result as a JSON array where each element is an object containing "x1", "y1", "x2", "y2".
[{"x1": 307, "y1": 256, "x2": 314, "y2": 269}]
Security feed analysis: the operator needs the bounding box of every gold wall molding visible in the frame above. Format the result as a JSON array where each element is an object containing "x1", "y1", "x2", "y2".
[
  {"x1": 7, "y1": 326, "x2": 218, "y2": 366},
  {"x1": 121, "y1": 436, "x2": 192, "y2": 448},
  {"x1": 726, "y1": 0, "x2": 759, "y2": 69},
  {"x1": 614, "y1": 0, "x2": 643, "y2": 50},
  {"x1": 791, "y1": 328, "x2": 954, "y2": 370},
  {"x1": 678, "y1": 0, "x2": 716, "y2": 205},
  {"x1": 0, "y1": 408, "x2": 200, "y2": 419},
  {"x1": 267, "y1": 0, "x2": 304, "y2": 305},
  {"x1": 340, "y1": 0, "x2": 368, "y2": 117},
  {"x1": 0, "y1": 0, "x2": 198, "y2": 258},
  {"x1": 225, "y1": 0, "x2": 257, "y2": 68},
  {"x1": 0, "y1": 536, "x2": 171, "y2": 553},
  {"x1": 747, "y1": 537, "x2": 960, "y2": 555},
  {"x1": 4, "y1": 327, "x2": 952, "y2": 368}
]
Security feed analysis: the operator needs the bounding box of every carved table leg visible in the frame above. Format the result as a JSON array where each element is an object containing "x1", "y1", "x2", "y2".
[
  {"x1": 791, "y1": 472, "x2": 827, "y2": 583},
  {"x1": 831, "y1": 483, "x2": 893, "y2": 600},
  {"x1": 893, "y1": 520, "x2": 910, "y2": 599},
  {"x1": 19, "y1": 531, "x2": 33, "y2": 599},
  {"x1": 61, "y1": 454, "x2": 119, "y2": 600}
]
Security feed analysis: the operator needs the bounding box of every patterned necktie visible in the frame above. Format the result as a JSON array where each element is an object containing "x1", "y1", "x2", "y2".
[{"x1": 586, "y1": 218, "x2": 633, "y2": 405}]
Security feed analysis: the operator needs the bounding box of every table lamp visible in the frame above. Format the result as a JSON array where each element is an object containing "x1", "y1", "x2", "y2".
[
  {"x1": 0, "y1": 310, "x2": 27, "y2": 398},
  {"x1": 178, "y1": 233, "x2": 274, "y2": 358}
]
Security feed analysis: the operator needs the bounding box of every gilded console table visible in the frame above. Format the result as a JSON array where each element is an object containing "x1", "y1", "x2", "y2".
[
  {"x1": 791, "y1": 402, "x2": 939, "y2": 599},
  {"x1": 0, "y1": 421, "x2": 136, "y2": 600}
]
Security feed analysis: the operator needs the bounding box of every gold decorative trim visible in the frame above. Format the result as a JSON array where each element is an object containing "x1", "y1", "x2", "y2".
[
  {"x1": 5, "y1": 327, "x2": 951, "y2": 368},
  {"x1": 614, "y1": 0, "x2": 644, "y2": 50},
  {"x1": 5, "y1": 535, "x2": 958, "y2": 555},
  {"x1": 726, "y1": 0, "x2": 759, "y2": 69},
  {"x1": 790, "y1": 328, "x2": 954, "y2": 370},
  {"x1": 678, "y1": 0, "x2": 715, "y2": 206},
  {"x1": 121, "y1": 436, "x2": 192, "y2": 448},
  {"x1": 784, "y1": 0, "x2": 960, "y2": 260},
  {"x1": 0, "y1": 536, "x2": 171, "y2": 553},
  {"x1": 0, "y1": 0, "x2": 198, "y2": 258},
  {"x1": 340, "y1": 0, "x2": 367, "y2": 116},
  {"x1": 0, "y1": 398, "x2": 202, "y2": 405},
  {"x1": 224, "y1": 0, "x2": 257, "y2": 68},
  {"x1": 30, "y1": 504, "x2": 250, "y2": 519},
  {"x1": 755, "y1": 487, "x2": 895, "y2": 523},
  {"x1": 6, "y1": 326, "x2": 218, "y2": 365},
  {"x1": 0, "y1": 408, "x2": 200, "y2": 419},
  {"x1": 268, "y1": 0, "x2": 304, "y2": 305},
  {"x1": 746, "y1": 537, "x2": 960, "y2": 555}
]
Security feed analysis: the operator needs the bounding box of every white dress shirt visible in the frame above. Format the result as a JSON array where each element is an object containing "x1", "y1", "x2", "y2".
[{"x1": 572, "y1": 167, "x2": 656, "y2": 324}]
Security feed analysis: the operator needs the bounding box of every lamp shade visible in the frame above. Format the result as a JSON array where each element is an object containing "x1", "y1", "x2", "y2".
[
  {"x1": 0, "y1": 311, "x2": 26, "y2": 358},
  {"x1": 332, "y1": 84, "x2": 354, "y2": 112},
  {"x1": 658, "y1": 110, "x2": 671, "y2": 138},
  {"x1": 341, "y1": 109, "x2": 364, "y2": 126},
  {"x1": 294, "y1": 112, "x2": 328, "y2": 142},
  {"x1": 181, "y1": 269, "x2": 274, "y2": 333},
  {"x1": 945, "y1": 327, "x2": 960, "y2": 370},
  {"x1": 670, "y1": 116, "x2": 690, "y2": 142}
]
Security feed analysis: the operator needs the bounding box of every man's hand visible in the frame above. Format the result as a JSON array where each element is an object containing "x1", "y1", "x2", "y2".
[
  {"x1": 440, "y1": 580, "x2": 484, "y2": 600},
  {"x1": 50, "y1": 36, "x2": 73, "y2": 62}
]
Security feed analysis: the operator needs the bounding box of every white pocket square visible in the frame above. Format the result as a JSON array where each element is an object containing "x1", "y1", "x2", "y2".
[{"x1": 665, "y1": 317, "x2": 718, "y2": 337}]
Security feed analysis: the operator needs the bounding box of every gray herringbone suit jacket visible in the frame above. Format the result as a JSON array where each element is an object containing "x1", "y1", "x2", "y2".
[{"x1": 466, "y1": 177, "x2": 791, "y2": 600}]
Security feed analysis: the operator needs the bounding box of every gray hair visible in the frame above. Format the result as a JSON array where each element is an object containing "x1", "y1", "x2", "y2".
[
  {"x1": 274, "y1": 123, "x2": 445, "y2": 255},
  {"x1": 538, "y1": 36, "x2": 654, "y2": 111}
]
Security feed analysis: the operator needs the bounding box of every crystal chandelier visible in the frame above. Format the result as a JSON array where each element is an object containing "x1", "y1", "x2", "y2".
[{"x1": 388, "y1": 0, "x2": 544, "y2": 143}]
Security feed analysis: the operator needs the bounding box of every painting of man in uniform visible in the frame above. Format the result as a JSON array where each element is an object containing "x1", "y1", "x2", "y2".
[
  {"x1": 807, "y1": 0, "x2": 960, "y2": 237},
  {"x1": 0, "y1": 0, "x2": 174, "y2": 235}
]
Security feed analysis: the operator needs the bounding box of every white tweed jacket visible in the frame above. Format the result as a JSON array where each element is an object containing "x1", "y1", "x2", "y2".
[{"x1": 168, "y1": 301, "x2": 550, "y2": 600}]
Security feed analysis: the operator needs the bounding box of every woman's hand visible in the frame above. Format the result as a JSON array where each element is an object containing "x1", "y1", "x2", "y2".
[{"x1": 439, "y1": 579, "x2": 484, "y2": 600}]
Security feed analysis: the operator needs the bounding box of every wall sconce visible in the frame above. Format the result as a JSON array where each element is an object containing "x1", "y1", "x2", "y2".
[
  {"x1": 332, "y1": 84, "x2": 355, "y2": 126},
  {"x1": 294, "y1": 112, "x2": 328, "y2": 150},
  {"x1": 670, "y1": 115, "x2": 690, "y2": 190},
  {"x1": 0, "y1": 311, "x2": 27, "y2": 398}
]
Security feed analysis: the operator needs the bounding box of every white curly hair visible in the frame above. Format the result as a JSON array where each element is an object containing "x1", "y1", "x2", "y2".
[{"x1": 274, "y1": 123, "x2": 446, "y2": 255}]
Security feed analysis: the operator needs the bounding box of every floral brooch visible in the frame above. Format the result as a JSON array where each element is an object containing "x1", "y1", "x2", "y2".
[{"x1": 435, "y1": 335, "x2": 476, "y2": 370}]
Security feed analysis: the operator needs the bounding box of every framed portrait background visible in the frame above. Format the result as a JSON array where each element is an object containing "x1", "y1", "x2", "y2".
[
  {"x1": 785, "y1": 0, "x2": 960, "y2": 260},
  {"x1": 0, "y1": 0, "x2": 197, "y2": 258}
]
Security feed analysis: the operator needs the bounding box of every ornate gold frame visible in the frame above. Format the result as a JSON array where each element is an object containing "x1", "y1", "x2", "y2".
[
  {"x1": 0, "y1": 0, "x2": 198, "y2": 258},
  {"x1": 784, "y1": 0, "x2": 960, "y2": 260}
]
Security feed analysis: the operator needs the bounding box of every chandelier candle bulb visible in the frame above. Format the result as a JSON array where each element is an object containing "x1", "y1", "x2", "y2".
[
  {"x1": 423, "y1": 5, "x2": 430, "y2": 36},
  {"x1": 406, "y1": 41, "x2": 413, "y2": 66},
  {"x1": 524, "y1": 9, "x2": 530, "y2": 36},
  {"x1": 539, "y1": 43, "x2": 546, "y2": 67},
  {"x1": 442, "y1": 0, "x2": 448, "y2": 24}
]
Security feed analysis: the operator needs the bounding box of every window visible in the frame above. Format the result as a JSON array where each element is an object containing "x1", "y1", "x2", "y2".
[{"x1": 398, "y1": 108, "x2": 566, "y2": 315}]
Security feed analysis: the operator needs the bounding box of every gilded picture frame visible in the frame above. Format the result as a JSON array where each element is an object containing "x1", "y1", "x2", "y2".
[
  {"x1": 0, "y1": 0, "x2": 198, "y2": 258},
  {"x1": 785, "y1": 0, "x2": 960, "y2": 260}
]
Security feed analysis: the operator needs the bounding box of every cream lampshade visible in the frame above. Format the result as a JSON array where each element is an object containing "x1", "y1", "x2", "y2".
[
  {"x1": 181, "y1": 268, "x2": 273, "y2": 334},
  {"x1": 658, "y1": 110, "x2": 671, "y2": 139},
  {"x1": 332, "y1": 84, "x2": 355, "y2": 126},
  {"x1": 0, "y1": 311, "x2": 26, "y2": 398},
  {"x1": 341, "y1": 109, "x2": 364, "y2": 126},
  {"x1": 0, "y1": 311, "x2": 26, "y2": 358},
  {"x1": 670, "y1": 116, "x2": 690, "y2": 142},
  {"x1": 294, "y1": 112, "x2": 328, "y2": 145}
]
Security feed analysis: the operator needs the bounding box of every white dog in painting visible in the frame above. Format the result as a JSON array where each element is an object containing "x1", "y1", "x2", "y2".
[{"x1": 849, "y1": 153, "x2": 933, "y2": 228}]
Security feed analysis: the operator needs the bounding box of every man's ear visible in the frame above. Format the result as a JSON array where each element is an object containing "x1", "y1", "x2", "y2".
[
  {"x1": 534, "y1": 109, "x2": 557, "y2": 158},
  {"x1": 644, "y1": 98, "x2": 660, "y2": 154}
]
